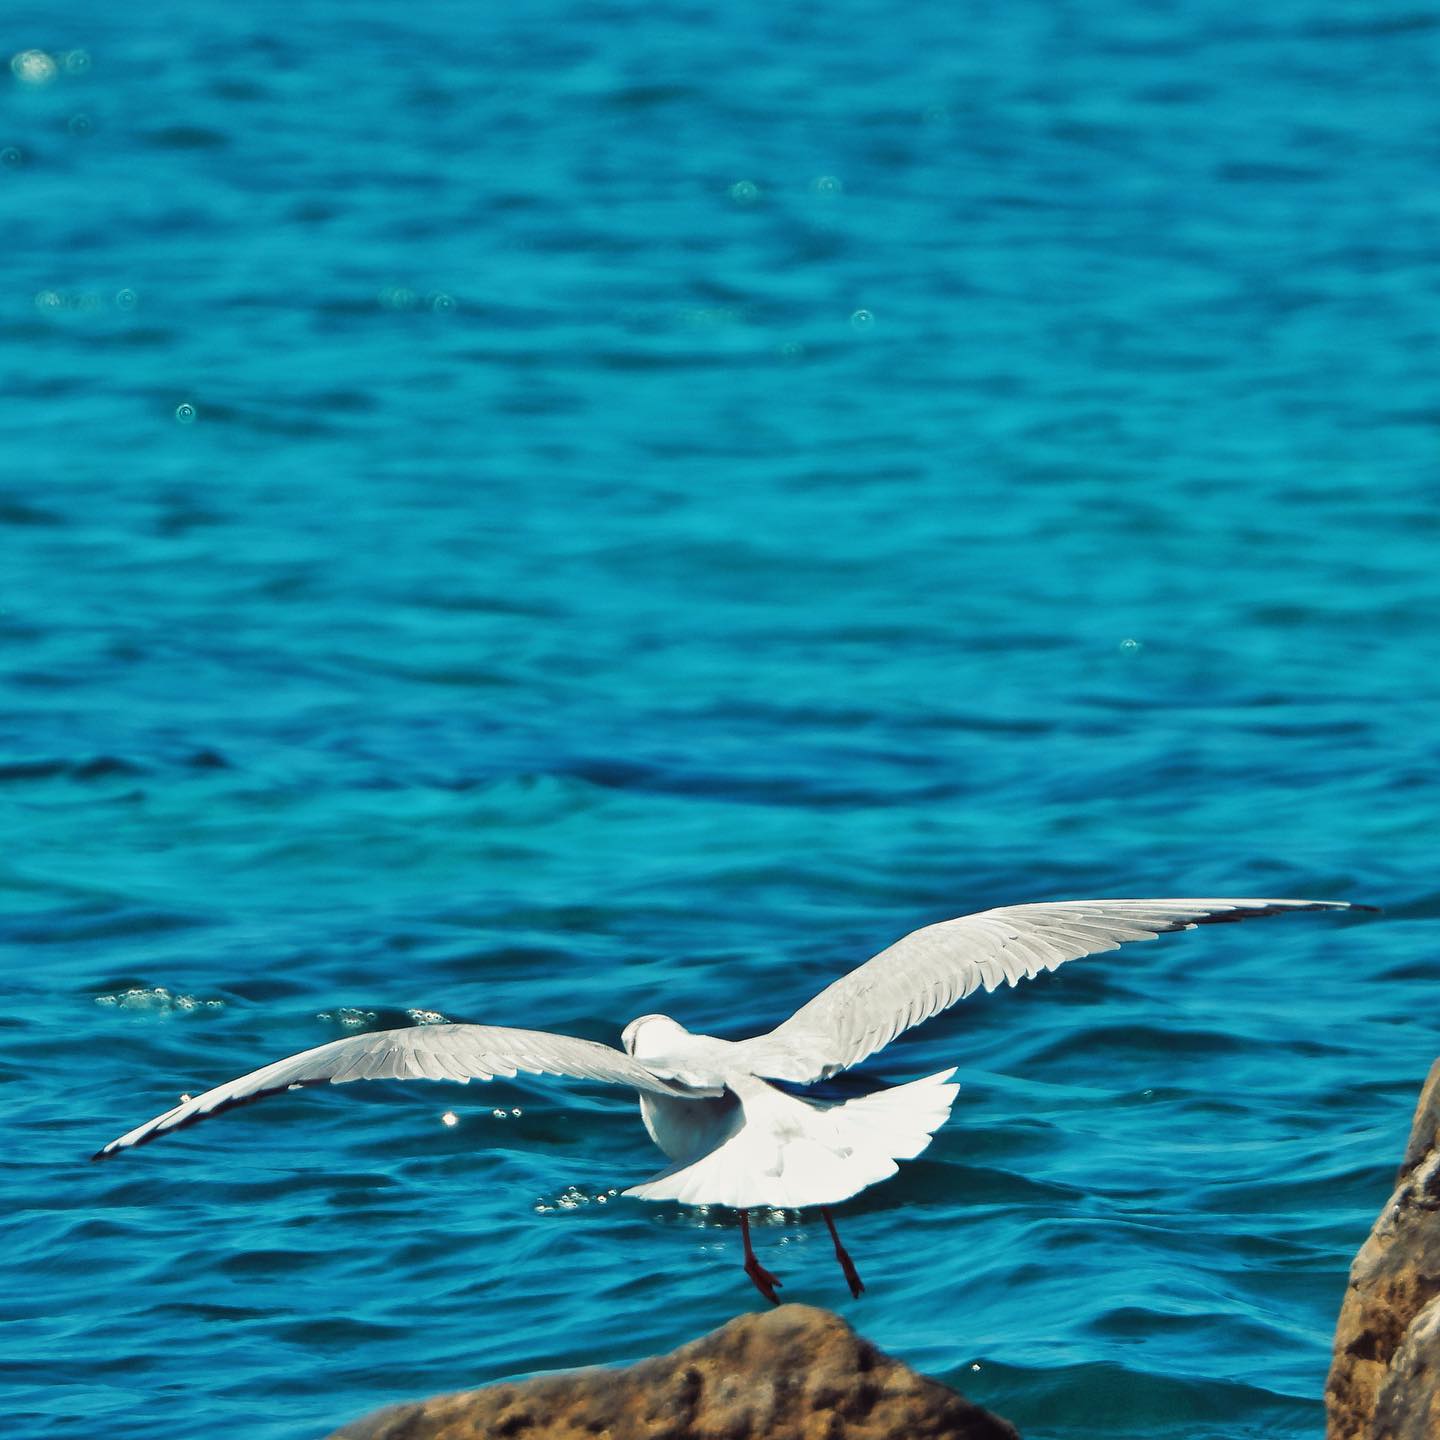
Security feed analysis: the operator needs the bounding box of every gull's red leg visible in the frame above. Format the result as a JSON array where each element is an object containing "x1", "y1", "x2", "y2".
[
  {"x1": 821, "y1": 1206, "x2": 865, "y2": 1298},
  {"x1": 739, "y1": 1210, "x2": 782, "y2": 1305}
]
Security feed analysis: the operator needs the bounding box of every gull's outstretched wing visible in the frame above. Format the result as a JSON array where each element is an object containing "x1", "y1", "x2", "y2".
[
  {"x1": 94, "y1": 1022, "x2": 715, "y2": 1159},
  {"x1": 735, "y1": 898, "x2": 1367, "y2": 1084}
]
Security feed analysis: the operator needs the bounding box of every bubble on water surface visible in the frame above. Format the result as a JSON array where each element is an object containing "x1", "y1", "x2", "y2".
[
  {"x1": 11, "y1": 50, "x2": 58, "y2": 86},
  {"x1": 317, "y1": 1007, "x2": 377, "y2": 1028},
  {"x1": 115, "y1": 288, "x2": 137, "y2": 310},
  {"x1": 62, "y1": 49, "x2": 90, "y2": 74},
  {"x1": 174, "y1": 401, "x2": 197, "y2": 424},
  {"x1": 728, "y1": 179, "x2": 759, "y2": 204},
  {"x1": 405, "y1": 1008, "x2": 448, "y2": 1025},
  {"x1": 441, "y1": 1111, "x2": 458, "y2": 1127},
  {"x1": 68, "y1": 112, "x2": 93, "y2": 137},
  {"x1": 1, "y1": 146, "x2": 22, "y2": 168},
  {"x1": 34, "y1": 290, "x2": 64, "y2": 311},
  {"x1": 810, "y1": 174, "x2": 843, "y2": 195},
  {"x1": 534, "y1": 1184, "x2": 619, "y2": 1214},
  {"x1": 1119, "y1": 636, "x2": 1142, "y2": 652},
  {"x1": 429, "y1": 292, "x2": 455, "y2": 313},
  {"x1": 95, "y1": 985, "x2": 223, "y2": 1014},
  {"x1": 849, "y1": 308, "x2": 875, "y2": 331}
]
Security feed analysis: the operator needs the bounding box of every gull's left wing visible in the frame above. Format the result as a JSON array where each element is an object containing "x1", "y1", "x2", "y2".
[
  {"x1": 733, "y1": 897, "x2": 1370, "y2": 1084},
  {"x1": 94, "y1": 1022, "x2": 718, "y2": 1159}
]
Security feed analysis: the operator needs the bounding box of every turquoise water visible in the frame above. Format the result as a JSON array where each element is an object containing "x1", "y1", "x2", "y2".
[{"x1": 3, "y1": 3, "x2": 1436, "y2": 1437}]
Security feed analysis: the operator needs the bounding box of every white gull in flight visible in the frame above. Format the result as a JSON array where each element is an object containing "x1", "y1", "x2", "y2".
[{"x1": 95, "y1": 896, "x2": 1367, "y2": 1301}]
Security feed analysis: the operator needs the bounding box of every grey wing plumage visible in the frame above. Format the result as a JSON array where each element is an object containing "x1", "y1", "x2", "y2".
[
  {"x1": 94, "y1": 1023, "x2": 712, "y2": 1159},
  {"x1": 735, "y1": 897, "x2": 1367, "y2": 1083}
]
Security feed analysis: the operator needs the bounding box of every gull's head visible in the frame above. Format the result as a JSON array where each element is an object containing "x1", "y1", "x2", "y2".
[{"x1": 621, "y1": 1013, "x2": 688, "y2": 1058}]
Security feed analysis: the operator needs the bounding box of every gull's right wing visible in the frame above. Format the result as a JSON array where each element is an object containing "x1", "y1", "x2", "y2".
[
  {"x1": 94, "y1": 1022, "x2": 718, "y2": 1159},
  {"x1": 734, "y1": 897, "x2": 1370, "y2": 1084}
]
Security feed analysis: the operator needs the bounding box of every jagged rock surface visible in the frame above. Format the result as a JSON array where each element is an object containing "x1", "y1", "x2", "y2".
[
  {"x1": 1327, "y1": 1056, "x2": 1440, "y2": 1439},
  {"x1": 329, "y1": 1302, "x2": 1019, "y2": 1440}
]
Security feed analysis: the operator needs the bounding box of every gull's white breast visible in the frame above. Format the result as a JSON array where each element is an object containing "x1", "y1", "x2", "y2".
[
  {"x1": 623, "y1": 1018, "x2": 745, "y2": 1164},
  {"x1": 637, "y1": 1089, "x2": 743, "y2": 1164}
]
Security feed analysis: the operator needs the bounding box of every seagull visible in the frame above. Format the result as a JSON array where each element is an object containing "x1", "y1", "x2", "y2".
[{"x1": 94, "y1": 896, "x2": 1367, "y2": 1302}]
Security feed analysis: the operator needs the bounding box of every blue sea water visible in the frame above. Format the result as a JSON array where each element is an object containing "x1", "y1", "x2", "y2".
[{"x1": 2, "y1": 2, "x2": 1437, "y2": 1436}]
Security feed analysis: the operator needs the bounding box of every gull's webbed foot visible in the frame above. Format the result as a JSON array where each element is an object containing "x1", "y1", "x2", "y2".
[
  {"x1": 821, "y1": 1205, "x2": 865, "y2": 1299},
  {"x1": 744, "y1": 1253, "x2": 783, "y2": 1305},
  {"x1": 738, "y1": 1209, "x2": 782, "y2": 1305}
]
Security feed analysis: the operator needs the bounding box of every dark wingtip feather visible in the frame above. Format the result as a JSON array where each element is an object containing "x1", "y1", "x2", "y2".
[
  {"x1": 1190, "y1": 899, "x2": 1374, "y2": 926},
  {"x1": 91, "y1": 1076, "x2": 332, "y2": 1163}
]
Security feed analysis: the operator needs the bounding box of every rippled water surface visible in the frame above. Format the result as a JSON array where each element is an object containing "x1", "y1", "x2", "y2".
[{"x1": 3, "y1": 3, "x2": 1438, "y2": 1437}]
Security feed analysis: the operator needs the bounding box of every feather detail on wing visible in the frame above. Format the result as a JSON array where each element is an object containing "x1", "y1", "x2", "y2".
[
  {"x1": 94, "y1": 1023, "x2": 715, "y2": 1159},
  {"x1": 733, "y1": 897, "x2": 1367, "y2": 1083}
]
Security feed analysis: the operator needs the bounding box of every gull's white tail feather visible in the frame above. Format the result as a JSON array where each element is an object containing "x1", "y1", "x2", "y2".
[
  {"x1": 825, "y1": 1067, "x2": 961, "y2": 1160},
  {"x1": 625, "y1": 1068, "x2": 958, "y2": 1209}
]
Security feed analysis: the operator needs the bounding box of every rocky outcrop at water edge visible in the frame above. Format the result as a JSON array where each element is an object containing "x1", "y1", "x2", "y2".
[
  {"x1": 328, "y1": 1301, "x2": 1020, "y2": 1440},
  {"x1": 1327, "y1": 1056, "x2": 1440, "y2": 1440}
]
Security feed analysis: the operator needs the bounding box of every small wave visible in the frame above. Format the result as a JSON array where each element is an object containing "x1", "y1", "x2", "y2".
[
  {"x1": 976, "y1": 1358, "x2": 1315, "y2": 1435},
  {"x1": 0, "y1": 754, "x2": 145, "y2": 783},
  {"x1": 10, "y1": 906, "x2": 201, "y2": 945},
  {"x1": 139, "y1": 125, "x2": 229, "y2": 150},
  {"x1": 1025, "y1": 1021, "x2": 1251, "y2": 1067},
  {"x1": 217, "y1": 1247, "x2": 332, "y2": 1278}
]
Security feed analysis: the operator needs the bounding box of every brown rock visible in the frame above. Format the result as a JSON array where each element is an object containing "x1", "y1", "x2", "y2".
[
  {"x1": 327, "y1": 1303, "x2": 1019, "y2": 1440},
  {"x1": 1326, "y1": 1057, "x2": 1440, "y2": 1439},
  {"x1": 1371, "y1": 1295, "x2": 1440, "y2": 1440}
]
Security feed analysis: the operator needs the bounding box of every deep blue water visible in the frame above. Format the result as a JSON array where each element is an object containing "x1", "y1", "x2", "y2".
[{"x1": 3, "y1": 3, "x2": 1437, "y2": 1437}]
